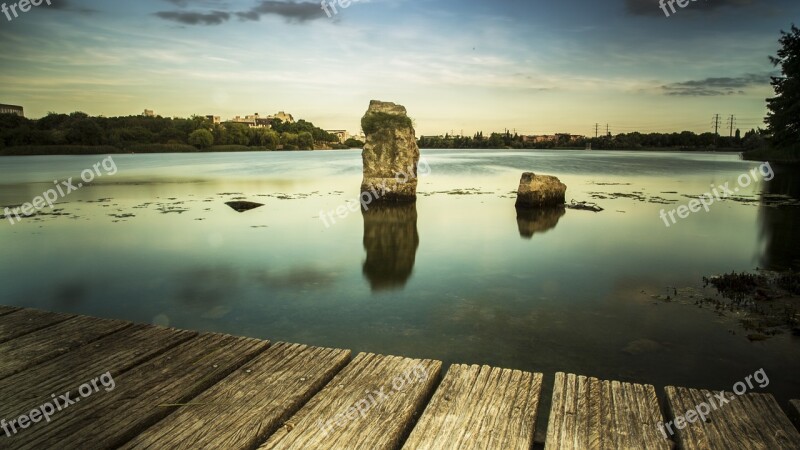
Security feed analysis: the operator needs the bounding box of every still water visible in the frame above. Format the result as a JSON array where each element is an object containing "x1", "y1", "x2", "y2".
[{"x1": 1, "y1": 149, "x2": 798, "y2": 411}]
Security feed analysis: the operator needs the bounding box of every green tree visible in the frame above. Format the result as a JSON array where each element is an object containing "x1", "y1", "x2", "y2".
[
  {"x1": 766, "y1": 25, "x2": 800, "y2": 149},
  {"x1": 188, "y1": 129, "x2": 214, "y2": 149},
  {"x1": 297, "y1": 131, "x2": 314, "y2": 150},
  {"x1": 225, "y1": 123, "x2": 250, "y2": 146},
  {"x1": 344, "y1": 138, "x2": 364, "y2": 148}
]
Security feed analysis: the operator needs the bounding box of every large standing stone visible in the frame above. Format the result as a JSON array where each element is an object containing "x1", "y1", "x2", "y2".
[
  {"x1": 515, "y1": 172, "x2": 567, "y2": 208},
  {"x1": 360, "y1": 100, "x2": 420, "y2": 203}
]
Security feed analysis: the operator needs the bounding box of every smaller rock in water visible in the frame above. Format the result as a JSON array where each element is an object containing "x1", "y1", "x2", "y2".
[
  {"x1": 515, "y1": 172, "x2": 567, "y2": 208},
  {"x1": 225, "y1": 201, "x2": 264, "y2": 213}
]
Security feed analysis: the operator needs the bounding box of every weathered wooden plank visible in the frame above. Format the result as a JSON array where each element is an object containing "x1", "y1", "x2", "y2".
[
  {"x1": 586, "y1": 376, "x2": 603, "y2": 449},
  {"x1": 455, "y1": 366, "x2": 504, "y2": 448},
  {"x1": 259, "y1": 353, "x2": 441, "y2": 450},
  {"x1": 749, "y1": 393, "x2": 800, "y2": 449},
  {"x1": 573, "y1": 375, "x2": 589, "y2": 449},
  {"x1": 0, "y1": 305, "x2": 19, "y2": 316},
  {"x1": 0, "y1": 315, "x2": 130, "y2": 380},
  {"x1": 600, "y1": 379, "x2": 616, "y2": 450},
  {"x1": 610, "y1": 380, "x2": 634, "y2": 449},
  {"x1": 561, "y1": 373, "x2": 578, "y2": 450},
  {"x1": 401, "y1": 364, "x2": 542, "y2": 450},
  {"x1": 665, "y1": 387, "x2": 800, "y2": 450},
  {"x1": 7, "y1": 332, "x2": 269, "y2": 449},
  {"x1": 546, "y1": 372, "x2": 567, "y2": 448},
  {"x1": 122, "y1": 342, "x2": 350, "y2": 450},
  {"x1": 630, "y1": 382, "x2": 668, "y2": 449},
  {"x1": 704, "y1": 389, "x2": 760, "y2": 450},
  {"x1": 0, "y1": 308, "x2": 73, "y2": 343},
  {"x1": 547, "y1": 374, "x2": 669, "y2": 450},
  {"x1": 789, "y1": 399, "x2": 800, "y2": 430},
  {"x1": 0, "y1": 324, "x2": 195, "y2": 419}
]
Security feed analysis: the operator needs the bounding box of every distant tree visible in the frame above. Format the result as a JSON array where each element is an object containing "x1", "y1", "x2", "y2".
[
  {"x1": 224, "y1": 123, "x2": 250, "y2": 146},
  {"x1": 297, "y1": 131, "x2": 314, "y2": 150},
  {"x1": 344, "y1": 138, "x2": 364, "y2": 148},
  {"x1": 188, "y1": 129, "x2": 214, "y2": 149},
  {"x1": 743, "y1": 128, "x2": 768, "y2": 150},
  {"x1": 766, "y1": 24, "x2": 800, "y2": 149},
  {"x1": 158, "y1": 127, "x2": 187, "y2": 144},
  {"x1": 281, "y1": 132, "x2": 298, "y2": 146}
]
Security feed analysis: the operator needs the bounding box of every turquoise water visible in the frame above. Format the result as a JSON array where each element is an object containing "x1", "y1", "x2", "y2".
[{"x1": 0, "y1": 149, "x2": 798, "y2": 409}]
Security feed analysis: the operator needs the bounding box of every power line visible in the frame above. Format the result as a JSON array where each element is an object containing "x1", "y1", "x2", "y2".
[
  {"x1": 726, "y1": 115, "x2": 736, "y2": 137},
  {"x1": 712, "y1": 114, "x2": 721, "y2": 135}
]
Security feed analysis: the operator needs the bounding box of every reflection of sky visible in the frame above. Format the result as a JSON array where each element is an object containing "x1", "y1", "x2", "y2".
[{"x1": 0, "y1": 150, "x2": 798, "y2": 408}]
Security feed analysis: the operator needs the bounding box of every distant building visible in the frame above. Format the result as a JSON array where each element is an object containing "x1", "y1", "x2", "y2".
[
  {"x1": 227, "y1": 113, "x2": 270, "y2": 129},
  {"x1": 0, "y1": 104, "x2": 24, "y2": 117},
  {"x1": 268, "y1": 111, "x2": 294, "y2": 124},
  {"x1": 206, "y1": 115, "x2": 221, "y2": 125},
  {"x1": 326, "y1": 130, "x2": 349, "y2": 143},
  {"x1": 143, "y1": 109, "x2": 155, "y2": 117},
  {"x1": 522, "y1": 134, "x2": 585, "y2": 144}
]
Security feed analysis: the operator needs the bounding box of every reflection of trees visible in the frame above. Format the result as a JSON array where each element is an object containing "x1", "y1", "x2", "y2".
[
  {"x1": 758, "y1": 165, "x2": 800, "y2": 270},
  {"x1": 362, "y1": 203, "x2": 419, "y2": 291},
  {"x1": 515, "y1": 206, "x2": 565, "y2": 239}
]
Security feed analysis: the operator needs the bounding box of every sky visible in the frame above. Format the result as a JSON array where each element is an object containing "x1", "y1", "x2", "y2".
[{"x1": 0, "y1": 0, "x2": 797, "y2": 136}]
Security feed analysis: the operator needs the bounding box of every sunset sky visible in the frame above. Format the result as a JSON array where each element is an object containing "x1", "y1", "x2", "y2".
[{"x1": 0, "y1": 0, "x2": 797, "y2": 136}]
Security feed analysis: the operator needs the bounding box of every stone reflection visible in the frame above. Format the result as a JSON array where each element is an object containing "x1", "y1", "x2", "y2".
[
  {"x1": 516, "y1": 206, "x2": 565, "y2": 239},
  {"x1": 362, "y1": 203, "x2": 419, "y2": 291},
  {"x1": 757, "y1": 165, "x2": 800, "y2": 270}
]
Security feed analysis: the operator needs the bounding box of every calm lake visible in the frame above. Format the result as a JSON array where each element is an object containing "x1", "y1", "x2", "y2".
[{"x1": 1, "y1": 149, "x2": 798, "y2": 412}]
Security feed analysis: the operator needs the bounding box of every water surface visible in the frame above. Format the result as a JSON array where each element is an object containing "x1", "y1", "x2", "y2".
[{"x1": 1, "y1": 149, "x2": 798, "y2": 416}]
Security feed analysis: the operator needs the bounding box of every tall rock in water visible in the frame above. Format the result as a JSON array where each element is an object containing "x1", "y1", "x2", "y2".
[{"x1": 360, "y1": 100, "x2": 420, "y2": 203}]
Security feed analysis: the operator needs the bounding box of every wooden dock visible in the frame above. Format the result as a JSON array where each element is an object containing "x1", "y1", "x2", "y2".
[{"x1": 0, "y1": 306, "x2": 798, "y2": 449}]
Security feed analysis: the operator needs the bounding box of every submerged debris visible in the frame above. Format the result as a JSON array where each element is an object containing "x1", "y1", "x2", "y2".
[{"x1": 566, "y1": 200, "x2": 604, "y2": 212}]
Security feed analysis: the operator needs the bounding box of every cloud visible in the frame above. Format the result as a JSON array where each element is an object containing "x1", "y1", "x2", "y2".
[
  {"x1": 154, "y1": 0, "x2": 325, "y2": 26},
  {"x1": 625, "y1": 0, "x2": 757, "y2": 16},
  {"x1": 154, "y1": 10, "x2": 231, "y2": 25},
  {"x1": 661, "y1": 73, "x2": 771, "y2": 96},
  {"x1": 162, "y1": 0, "x2": 229, "y2": 7},
  {"x1": 236, "y1": 1, "x2": 325, "y2": 23},
  {"x1": 45, "y1": 0, "x2": 98, "y2": 15}
]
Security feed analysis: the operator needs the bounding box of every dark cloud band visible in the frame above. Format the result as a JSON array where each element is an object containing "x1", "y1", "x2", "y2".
[
  {"x1": 155, "y1": 0, "x2": 324, "y2": 26},
  {"x1": 662, "y1": 73, "x2": 772, "y2": 96}
]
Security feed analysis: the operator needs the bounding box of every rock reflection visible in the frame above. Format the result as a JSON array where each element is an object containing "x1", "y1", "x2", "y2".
[
  {"x1": 515, "y1": 206, "x2": 565, "y2": 239},
  {"x1": 362, "y1": 203, "x2": 419, "y2": 291}
]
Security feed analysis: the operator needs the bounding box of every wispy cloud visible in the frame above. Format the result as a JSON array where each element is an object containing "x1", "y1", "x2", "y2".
[
  {"x1": 237, "y1": 1, "x2": 324, "y2": 23},
  {"x1": 154, "y1": 10, "x2": 231, "y2": 25},
  {"x1": 625, "y1": 0, "x2": 758, "y2": 16},
  {"x1": 154, "y1": 0, "x2": 325, "y2": 26},
  {"x1": 45, "y1": 0, "x2": 98, "y2": 15},
  {"x1": 661, "y1": 73, "x2": 772, "y2": 96}
]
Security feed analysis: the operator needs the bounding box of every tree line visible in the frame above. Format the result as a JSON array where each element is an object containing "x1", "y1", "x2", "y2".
[
  {"x1": 0, "y1": 112, "x2": 348, "y2": 155},
  {"x1": 418, "y1": 129, "x2": 768, "y2": 151}
]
